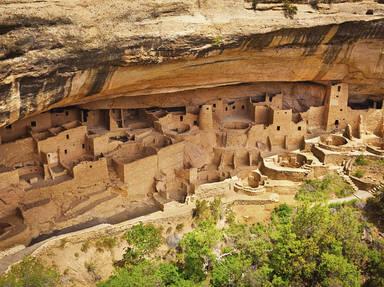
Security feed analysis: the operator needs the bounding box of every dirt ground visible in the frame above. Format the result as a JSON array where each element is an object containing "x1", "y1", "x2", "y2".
[{"x1": 352, "y1": 158, "x2": 384, "y2": 184}]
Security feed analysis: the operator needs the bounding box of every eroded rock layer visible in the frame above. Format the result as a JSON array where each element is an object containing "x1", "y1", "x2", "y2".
[{"x1": 1, "y1": 0, "x2": 384, "y2": 127}]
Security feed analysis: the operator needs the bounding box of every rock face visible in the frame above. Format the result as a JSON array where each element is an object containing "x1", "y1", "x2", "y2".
[
  {"x1": 0, "y1": 0, "x2": 384, "y2": 252},
  {"x1": 0, "y1": 0, "x2": 384, "y2": 127}
]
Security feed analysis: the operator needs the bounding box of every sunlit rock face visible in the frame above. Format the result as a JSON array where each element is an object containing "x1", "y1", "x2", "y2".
[{"x1": 0, "y1": 0, "x2": 384, "y2": 126}]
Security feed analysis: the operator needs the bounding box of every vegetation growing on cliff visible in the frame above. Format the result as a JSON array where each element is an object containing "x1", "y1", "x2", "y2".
[
  {"x1": 2, "y1": 193, "x2": 384, "y2": 287},
  {"x1": 296, "y1": 174, "x2": 354, "y2": 201},
  {"x1": 0, "y1": 257, "x2": 59, "y2": 287},
  {"x1": 97, "y1": 198, "x2": 384, "y2": 287}
]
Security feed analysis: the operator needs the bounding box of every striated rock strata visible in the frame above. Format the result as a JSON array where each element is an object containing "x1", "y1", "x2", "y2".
[{"x1": 0, "y1": 0, "x2": 384, "y2": 126}]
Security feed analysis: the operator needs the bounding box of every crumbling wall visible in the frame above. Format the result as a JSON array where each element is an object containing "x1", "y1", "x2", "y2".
[
  {"x1": 0, "y1": 137, "x2": 37, "y2": 166},
  {"x1": 0, "y1": 169, "x2": 19, "y2": 189}
]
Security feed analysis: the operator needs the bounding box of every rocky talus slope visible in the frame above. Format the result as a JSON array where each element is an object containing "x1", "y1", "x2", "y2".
[{"x1": 0, "y1": 0, "x2": 384, "y2": 126}]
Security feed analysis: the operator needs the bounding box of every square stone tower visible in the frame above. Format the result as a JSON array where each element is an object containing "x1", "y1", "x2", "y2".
[{"x1": 325, "y1": 83, "x2": 349, "y2": 131}]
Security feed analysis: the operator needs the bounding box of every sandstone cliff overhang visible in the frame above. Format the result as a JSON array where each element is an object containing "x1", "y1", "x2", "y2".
[{"x1": 0, "y1": 0, "x2": 384, "y2": 127}]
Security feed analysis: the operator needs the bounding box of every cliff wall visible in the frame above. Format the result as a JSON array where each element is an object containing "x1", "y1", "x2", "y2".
[{"x1": 0, "y1": 0, "x2": 384, "y2": 126}]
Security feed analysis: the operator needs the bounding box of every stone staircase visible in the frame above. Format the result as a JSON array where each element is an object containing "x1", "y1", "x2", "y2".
[
  {"x1": 368, "y1": 182, "x2": 384, "y2": 195},
  {"x1": 336, "y1": 169, "x2": 359, "y2": 192}
]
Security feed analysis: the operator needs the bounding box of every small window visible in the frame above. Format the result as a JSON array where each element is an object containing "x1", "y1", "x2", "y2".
[
  {"x1": 277, "y1": 126, "x2": 281, "y2": 131},
  {"x1": 180, "y1": 116, "x2": 183, "y2": 121},
  {"x1": 206, "y1": 107, "x2": 209, "y2": 110},
  {"x1": 90, "y1": 165, "x2": 93, "y2": 168},
  {"x1": 232, "y1": 106, "x2": 236, "y2": 110},
  {"x1": 225, "y1": 107, "x2": 228, "y2": 111},
  {"x1": 64, "y1": 149, "x2": 68, "y2": 154},
  {"x1": 5, "y1": 125, "x2": 12, "y2": 130},
  {"x1": 66, "y1": 134, "x2": 69, "y2": 139},
  {"x1": 241, "y1": 105, "x2": 245, "y2": 110},
  {"x1": 193, "y1": 120, "x2": 198, "y2": 126},
  {"x1": 65, "y1": 111, "x2": 69, "y2": 116},
  {"x1": 340, "y1": 109, "x2": 343, "y2": 112},
  {"x1": 336, "y1": 95, "x2": 339, "y2": 98},
  {"x1": 31, "y1": 121, "x2": 36, "y2": 127},
  {"x1": 48, "y1": 154, "x2": 50, "y2": 158},
  {"x1": 298, "y1": 126, "x2": 302, "y2": 131},
  {"x1": 82, "y1": 144, "x2": 85, "y2": 149},
  {"x1": 338, "y1": 86, "x2": 341, "y2": 92},
  {"x1": 213, "y1": 104, "x2": 216, "y2": 108},
  {"x1": 199, "y1": 105, "x2": 202, "y2": 109}
]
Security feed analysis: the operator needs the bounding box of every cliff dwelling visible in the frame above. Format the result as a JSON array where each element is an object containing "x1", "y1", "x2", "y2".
[{"x1": 0, "y1": 80, "x2": 383, "y2": 249}]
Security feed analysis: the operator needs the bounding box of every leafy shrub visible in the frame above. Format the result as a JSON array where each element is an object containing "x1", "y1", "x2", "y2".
[
  {"x1": 296, "y1": 174, "x2": 354, "y2": 201},
  {"x1": 282, "y1": 0, "x2": 298, "y2": 19},
  {"x1": 0, "y1": 257, "x2": 59, "y2": 287},
  {"x1": 252, "y1": 0, "x2": 258, "y2": 10},
  {"x1": 176, "y1": 223, "x2": 184, "y2": 232},
  {"x1": 213, "y1": 36, "x2": 223, "y2": 46},
  {"x1": 81, "y1": 240, "x2": 91, "y2": 253},
  {"x1": 97, "y1": 260, "x2": 197, "y2": 287},
  {"x1": 355, "y1": 155, "x2": 368, "y2": 166},
  {"x1": 95, "y1": 236, "x2": 117, "y2": 252},
  {"x1": 85, "y1": 261, "x2": 96, "y2": 273},
  {"x1": 194, "y1": 198, "x2": 223, "y2": 223},
  {"x1": 194, "y1": 200, "x2": 211, "y2": 221},
  {"x1": 179, "y1": 221, "x2": 222, "y2": 282},
  {"x1": 124, "y1": 223, "x2": 162, "y2": 264},
  {"x1": 353, "y1": 169, "x2": 365, "y2": 178}
]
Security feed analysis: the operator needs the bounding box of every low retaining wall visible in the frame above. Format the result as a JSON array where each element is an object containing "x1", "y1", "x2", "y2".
[{"x1": 350, "y1": 176, "x2": 375, "y2": 191}]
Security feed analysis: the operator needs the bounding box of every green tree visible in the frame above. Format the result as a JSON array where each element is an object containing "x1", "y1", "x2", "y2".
[
  {"x1": 194, "y1": 200, "x2": 211, "y2": 222},
  {"x1": 211, "y1": 254, "x2": 251, "y2": 287},
  {"x1": 179, "y1": 221, "x2": 222, "y2": 282},
  {"x1": 365, "y1": 245, "x2": 384, "y2": 287},
  {"x1": 0, "y1": 257, "x2": 59, "y2": 287},
  {"x1": 98, "y1": 261, "x2": 162, "y2": 287},
  {"x1": 318, "y1": 253, "x2": 360, "y2": 287},
  {"x1": 210, "y1": 197, "x2": 223, "y2": 223},
  {"x1": 124, "y1": 223, "x2": 162, "y2": 264}
]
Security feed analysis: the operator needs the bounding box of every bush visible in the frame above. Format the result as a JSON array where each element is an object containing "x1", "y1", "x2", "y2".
[
  {"x1": 252, "y1": 0, "x2": 258, "y2": 10},
  {"x1": 194, "y1": 200, "x2": 211, "y2": 222},
  {"x1": 355, "y1": 155, "x2": 368, "y2": 166},
  {"x1": 353, "y1": 169, "x2": 365, "y2": 178},
  {"x1": 283, "y1": 0, "x2": 298, "y2": 19},
  {"x1": 296, "y1": 174, "x2": 354, "y2": 201},
  {"x1": 81, "y1": 240, "x2": 91, "y2": 253},
  {"x1": 85, "y1": 261, "x2": 96, "y2": 273},
  {"x1": 124, "y1": 223, "x2": 162, "y2": 264},
  {"x1": 179, "y1": 221, "x2": 222, "y2": 282},
  {"x1": 176, "y1": 223, "x2": 184, "y2": 232},
  {"x1": 95, "y1": 236, "x2": 117, "y2": 252},
  {"x1": 0, "y1": 257, "x2": 59, "y2": 287}
]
